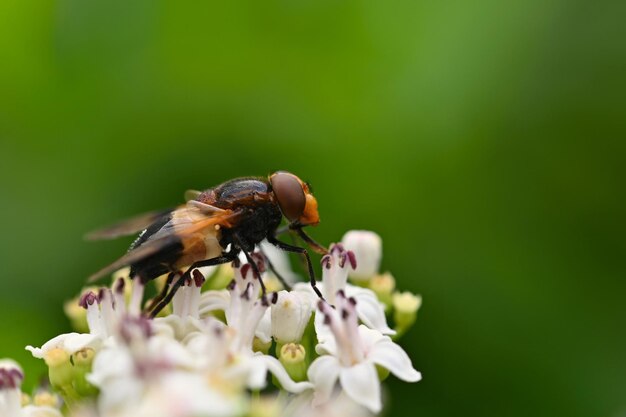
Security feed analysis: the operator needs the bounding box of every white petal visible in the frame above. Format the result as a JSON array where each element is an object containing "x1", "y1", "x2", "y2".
[
  {"x1": 25, "y1": 332, "x2": 97, "y2": 358},
  {"x1": 313, "y1": 310, "x2": 335, "y2": 354},
  {"x1": 346, "y1": 286, "x2": 395, "y2": 335},
  {"x1": 369, "y1": 339, "x2": 421, "y2": 382},
  {"x1": 63, "y1": 333, "x2": 100, "y2": 354},
  {"x1": 255, "y1": 308, "x2": 272, "y2": 344},
  {"x1": 338, "y1": 362, "x2": 382, "y2": 413},
  {"x1": 198, "y1": 290, "x2": 230, "y2": 316},
  {"x1": 307, "y1": 355, "x2": 341, "y2": 406},
  {"x1": 257, "y1": 355, "x2": 313, "y2": 393}
]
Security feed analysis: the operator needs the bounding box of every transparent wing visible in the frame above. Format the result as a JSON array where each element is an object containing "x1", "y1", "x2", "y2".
[{"x1": 84, "y1": 208, "x2": 173, "y2": 241}]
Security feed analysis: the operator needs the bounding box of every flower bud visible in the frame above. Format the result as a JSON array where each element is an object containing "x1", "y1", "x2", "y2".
[
  {"x1": 33, "y1": 392, "x2": 60, "y2": 408},
  {"x1": 392, "y1": 291, "x2": 422, "y2": 336},
  {"x1": 278, "y1": 343, "x2": 307, "y2": 382},
  {"x1": 271, "y1": 291, "x2": 312, "y2": 344},
  {"x1": 44, "y1": 348, "x2": 79, "y2": 402},
  {"x1": 369, "y1": 272, "x2": 396, "y2": 309},
  {"x1": 71, "y1": 348, "x2": 98, "y2": 396},
  {"x1": 341, "y1": 230, "x2": 382, "y2": 280}
]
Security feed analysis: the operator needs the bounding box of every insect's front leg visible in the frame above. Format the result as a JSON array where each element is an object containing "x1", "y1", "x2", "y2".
[
  {"x1": 267, "y1": 235, "x2": 324, "y2": 300},
  {"x1": 290, "y1": 226, "x2": 328, "y2": 254}
]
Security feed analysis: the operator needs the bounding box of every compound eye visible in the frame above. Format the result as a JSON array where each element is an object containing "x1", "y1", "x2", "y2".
[{"x1": 270, "y1": 172, "x2": 306, "y2": 222}]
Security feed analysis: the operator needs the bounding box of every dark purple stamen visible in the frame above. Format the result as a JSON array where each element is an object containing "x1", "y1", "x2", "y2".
[
  {"x1": 79, "y1": 291, "x2": 97, "y2": 309},
  {"x1": 115, "y1": 277, "x2": 125, "y2": 294},
  {"x1": 346, "y1": 250, "x2": 357, "y2": 269},
  {"x1": 240, "y1": 264, "x2": 251, "y2": 280},
  {"x1": 192, "y1": 270, "x2": 206, "y2": 287}
]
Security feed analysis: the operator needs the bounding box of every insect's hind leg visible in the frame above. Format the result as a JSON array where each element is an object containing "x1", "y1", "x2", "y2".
[
  {"x1": 149, "y1": 251, "x2": 238, "y2": 318},
  {"x1": 267, "y1": 235, "x2": 324, "y2": 301}
]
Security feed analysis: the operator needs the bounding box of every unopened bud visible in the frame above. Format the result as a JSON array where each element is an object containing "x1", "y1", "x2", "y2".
[
  {"x1": 45, "y1": 348, "x2": 79, "y2": 401},
  {"x1": 71, "y1": 348, "x2": 98, "y2": 397},
  {"x1": 341, "y1": 230, "x2": 382, "y2": 280},
  {"x1": 278, "y1": 343, "x2": 307, "y2": 382},
  {"x1": 393, "y1": 291, "x2": 421, "y2": 336},
  {"x1": 33, "y1": 391, "x2": 60, "y2": 408},
  {"x1": 369, "y1": 272, "x2": 396, "y2": 308},
  {"x1": 271, "y1": 291, "x2": 312, "y2": 344}
]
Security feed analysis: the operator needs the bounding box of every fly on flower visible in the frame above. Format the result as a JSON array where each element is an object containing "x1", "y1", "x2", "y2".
[{"x1": 86, "y1": 171, "x2": 328, "y2": 317}]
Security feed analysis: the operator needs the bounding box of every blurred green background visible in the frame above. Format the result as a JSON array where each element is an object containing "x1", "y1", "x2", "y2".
[{"x1": 1, "y1": 1, "x2": 625, "y2": 416}]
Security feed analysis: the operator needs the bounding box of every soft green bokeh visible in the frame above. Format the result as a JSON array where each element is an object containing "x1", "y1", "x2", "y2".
[{"x1": 1, "y1": 1, "x2": 624, "y2": 416}]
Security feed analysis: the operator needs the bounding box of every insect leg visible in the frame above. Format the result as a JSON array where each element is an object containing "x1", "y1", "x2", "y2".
[
  {"x1": 239, "y1": 248, "x2": 268, "y2": 299},
  {"x1": 149, "y1": 251, "x2": 238, "y2": 318},
  {"x1": 291, "y1": 227, "x2": 328, "y2": 254},
  {"x1": 144, "y1": 271, "x2": 179, "y2": 314},
  {"x1": 259, "y1": 247, "x2": 292, "y2": 291},
  {"x1": 267, "y1": 236, "x2": 324, "y2": 300}
]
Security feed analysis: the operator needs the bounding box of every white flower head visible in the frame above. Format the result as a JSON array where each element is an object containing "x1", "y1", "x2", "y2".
[
  {"x1": 341, "y1": 230, "x2": 382, "y2": 280},
  {"x1": 271, "y1": 290, "x2": 313, "y2": 344},
  {"x1": 308, "y1": 293, "x2": 421, "y2": 413},
  {"x1": 26, "y1": 277, "x2": 144, "y2": 360}
]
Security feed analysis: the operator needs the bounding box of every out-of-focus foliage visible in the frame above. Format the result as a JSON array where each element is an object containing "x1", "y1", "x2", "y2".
[{"x1": 0, "y1": 1, "x2": 624, "y2": 416}]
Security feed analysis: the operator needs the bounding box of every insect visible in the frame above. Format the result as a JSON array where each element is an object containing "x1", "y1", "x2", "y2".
[{"x1": 86, "y1": 171, "x2": 328, "y2": 317}]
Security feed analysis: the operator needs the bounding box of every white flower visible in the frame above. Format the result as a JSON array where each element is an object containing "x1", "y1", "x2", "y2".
[
  {"x1": 341, "y1": 230, "x2": 382, "y2": 280},
  {"x1": 26, "y1": 278, "x2": 143, "y2": 360},
  {"x1": 308, "y1": 294, "x2": 421, "y2": 413},
  {"x1": 271, "y1": 290, "x2": 313, "y2": 344},
  {"x1": 0, "y1": 359, "x2": 62, "y2": 417},
  {"x1": 153, "y1": 273, "x2": 211, "y2": 340},
  {"x1": 294, "y1": 243, "x2": 394, "y2": 338}
]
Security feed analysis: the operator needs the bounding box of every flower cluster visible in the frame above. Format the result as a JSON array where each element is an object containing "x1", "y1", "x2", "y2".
[{"x1": 14, "y1": 230, "x2": 421, "y2": 416}]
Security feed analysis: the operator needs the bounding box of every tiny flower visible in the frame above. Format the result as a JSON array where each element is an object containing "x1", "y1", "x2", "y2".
[
  {"x1": 392, "y1": 291, "x2": 422, "y2": 336},
  {"x1": 271, "y1": 290, "x2": 313, "y2": 344},
  {"x1": 368, "y1": 272, "x2": 395, "y2": 308},
  {"x1": 341, "y1": 230, "x2": 382, "y2": 280},
  {"x1": 308, "y1": 294, "x2": 421, "y2": 413}
]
